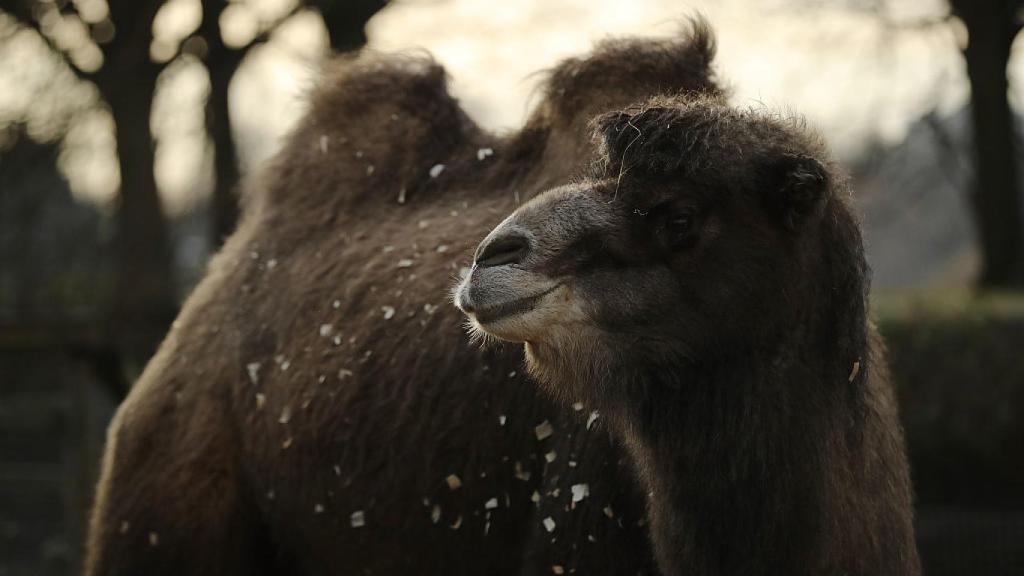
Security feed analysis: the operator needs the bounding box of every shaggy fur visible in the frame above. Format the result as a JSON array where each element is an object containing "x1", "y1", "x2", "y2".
[
  {"x1": 455, "y1": 86, "x2": 920, "y2": 574},
  {"x1": 84, "y1": 22, "x2": 720, "y2": 576}
]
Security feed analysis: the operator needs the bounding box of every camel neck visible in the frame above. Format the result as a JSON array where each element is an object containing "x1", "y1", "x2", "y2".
[{"x1": 610, "y1": 348, "x2": 855, "y2": 576}]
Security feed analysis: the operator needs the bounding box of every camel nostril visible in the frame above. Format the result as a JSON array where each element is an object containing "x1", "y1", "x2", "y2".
[{"x1": 475, "y1": 233, "x2": 530, "y2": 268}]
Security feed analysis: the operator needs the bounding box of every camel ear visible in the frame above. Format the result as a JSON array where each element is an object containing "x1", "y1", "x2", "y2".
[{"x1": 766, "y1": 153, "x2": 829, "y2": 230}]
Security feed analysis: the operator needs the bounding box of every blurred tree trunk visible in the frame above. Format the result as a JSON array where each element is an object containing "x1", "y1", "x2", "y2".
[
  {"x1": 951, "y1": 0, "x2": 1024, "y2": 288},
  {"x1": 98, "y1": 0, "x2": 178, "y2": 366},
  {"x1": 208, "y1": 66, "x2": 240, "y2": 243},
  {"x1": 102, "y1": 73, "x2": 177, "y2": 362},
  {"x1": 202, "y1": 0, "x2": 244, "y2": 244}
]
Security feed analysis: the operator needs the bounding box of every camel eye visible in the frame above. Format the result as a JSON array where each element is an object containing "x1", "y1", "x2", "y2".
[
  {"x1": 665, "y1": 213, "x2": 698, "y2": 249},
  {"x1": 668, "y1": 215, "x2": 691, "y2": 233}
]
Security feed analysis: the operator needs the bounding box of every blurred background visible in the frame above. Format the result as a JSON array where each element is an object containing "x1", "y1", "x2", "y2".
[{"x1": 0, "y1": 0, "x2": 1022, "y2": 574}]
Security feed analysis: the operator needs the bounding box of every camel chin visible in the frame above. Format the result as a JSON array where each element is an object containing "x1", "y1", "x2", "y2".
[{"x1": 455, "y1": 268, "x2": 574, "y2": 343}]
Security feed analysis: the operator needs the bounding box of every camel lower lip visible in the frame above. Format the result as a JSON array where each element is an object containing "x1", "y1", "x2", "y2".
[{"x1": 474, "y1": 285, "x2": 560, "y2": 324}]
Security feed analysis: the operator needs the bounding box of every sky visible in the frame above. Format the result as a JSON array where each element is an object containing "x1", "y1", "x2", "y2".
[{"x1": 0, "y1": 0, "x2": 999, "y2": 212}]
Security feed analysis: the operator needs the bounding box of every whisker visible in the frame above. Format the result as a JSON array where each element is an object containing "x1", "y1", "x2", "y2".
[{"x1": 612, "y1": 117, "x2": 643, "y2": 202}]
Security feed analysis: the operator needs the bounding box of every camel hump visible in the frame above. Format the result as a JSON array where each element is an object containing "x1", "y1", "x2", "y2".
[
  {"x1": 309, "y1": 52, "x2": 465, "y2": 134},
  {"x1": 256, "y1": 52, "x2": 480, "y2": 214},
  {"x1": 532, "y1": 16, "x2": 720, "y2": 128}
]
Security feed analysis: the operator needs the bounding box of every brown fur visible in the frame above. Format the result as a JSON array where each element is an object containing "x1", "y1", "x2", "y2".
[
  {"x1": 455, "y1": 72, "x2": 920, "y2": 574},
  {"x1": 84, "y1": 22, "x2": 721, "y2": 576}
]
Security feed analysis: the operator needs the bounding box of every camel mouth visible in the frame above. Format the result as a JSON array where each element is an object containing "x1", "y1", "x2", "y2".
[{"x1": 472, "y1": 284, "x2": 562, "y2": 325}]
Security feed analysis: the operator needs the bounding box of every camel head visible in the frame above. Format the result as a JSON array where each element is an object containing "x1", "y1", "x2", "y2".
[{"x1": 455, "y1": 95, "x2": 838, "y2": 408}]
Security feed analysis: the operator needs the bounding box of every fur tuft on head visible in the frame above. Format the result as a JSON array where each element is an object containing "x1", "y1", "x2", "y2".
[{"x1": 591, "y1": 96, "x2": 834, "y2": 230}]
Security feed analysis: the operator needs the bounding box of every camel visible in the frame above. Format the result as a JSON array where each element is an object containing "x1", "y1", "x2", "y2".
[
  {"x1": 85, "y1": 18, "x2": 918, "y2": 575},
  {"x1": 455, "y1": 95, "x2": 920, "y2": 574}
]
